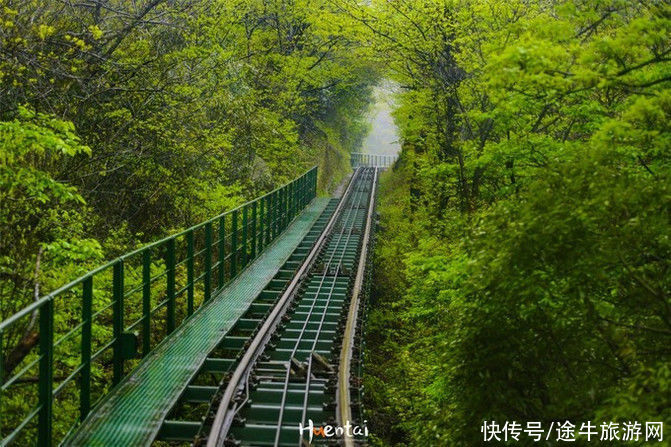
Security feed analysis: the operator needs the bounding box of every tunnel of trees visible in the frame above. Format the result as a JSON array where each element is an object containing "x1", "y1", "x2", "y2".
[{"x1": 1, "y1": 0, "x2": 669, "y2": 445}]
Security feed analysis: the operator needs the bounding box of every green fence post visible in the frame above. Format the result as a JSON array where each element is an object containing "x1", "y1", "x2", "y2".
[
  {"x1": 113, "y1": 259, "x2": 124, "y2": 385},
  {"x1": 218, "y1": 215, "x2": 225, "y2": 290},
  {"x1": 297, "y1": 176, "x2": 301, "y2": 211},
  {"x1": 278, "y1": 188, "x2": 283, "y2": 234},
  {"x1": 38, "y1": 298, "x2": 54, "y2": 446},
  {"x1": 81, "y1": 276, "x2": 93, "y2": 421},
  {"x1": 281, "y1": 187, "x2": 286, "y2": 230},
  {"x1": 280, "y1": 187, "x2": 283, "y2": 230},
  {"x1": 271, "y1": 191, "x2": 277, "y2": 240},
  {"x1": 296, "y1": 176, "x2": 301, "y2": 211},
  {"x1": 294, "y1": 179, "x2": 298, "y2": 215},
  {"x1": 276, "y1": 190, "x2": 280, "y2": 237},
  {"x1": 284, "y1": 183, "x2": 291, "y2": 228},
  {"x1": 290, "y1": 181, "x2": 294, "y2": 219},
  {"x1": 284, "y1": 186, "x2": 289, "y2": 228},
  {"x1": 231, "y1": 209, "x2": 238, "y2": 278},
  {"x1": 295, "y1": 178, "x2": 299, "y2": 214},
  {"x1": 258, "y1": 198, "x2": 264, "y2": 252},
  {"x1": 266, "y1": 195, "x2": 271, "y2": 243},
  {"x1": 287, "y1": 182, "x2": 292, "y2": 220},
  {"x1": 142, "y1": 250, "x2": 151, "y2": 356},
  {"x1": 276, "y1": 189, "x2": 281, "y2": 235},
  {"x1": 299, "y1": 174, "x2": 304, "y2": 209},
  {"x1": 186, "y1": 232, "x2": 194, "y2": 316},
  {"x1": 266, "y1": 194, "x2": 270, "y2": 241},
  {"x1": 306, "y1": 170, "x2": 311, "y2": 203},
  {"x1": 301, "y1": 174, "x2": 306, "y2": 208},
  {"x1": 242, "y1": 205, "x2": 248, "y2": 268},
  {"x1": 251, "y1": 201, "x2": 257, "y2": 260},
  {"x1": 204, "y1": 223, "x2": 212, "y2": 302},
  {"x1": 287, "y1": 183, "x2": 291, "y2": 224},
  {"x1": 266, "y1": 196, "x2": 270, "y2": 245},
  {"x1": 313, "y1": 168, "x2": 317, "y2": 198},
  {"x1": 166, "y1": 239, "x2": 176, "y2": 334}
]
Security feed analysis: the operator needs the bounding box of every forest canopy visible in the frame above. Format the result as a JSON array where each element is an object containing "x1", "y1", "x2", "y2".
[
  {"x1": 0, "y1": 0, "x2": 375, "y2": 338},
  {"x1": 357, "y1": 0, "x2": 671, "y2": 445},
  {"x1": 1, "y1": 0, "x2": 670, "y2": 445},
  {"x1": 0, "y1": 0, "x2": 375, "y2": 440}
]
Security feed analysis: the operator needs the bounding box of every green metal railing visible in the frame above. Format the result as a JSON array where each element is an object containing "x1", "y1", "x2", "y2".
[
  {"x1": 0, "y1": 167, "x2": 317, "y2": 446},
  {"x1": 350, "y1": 152, "x2": 397, "y2": 168}
]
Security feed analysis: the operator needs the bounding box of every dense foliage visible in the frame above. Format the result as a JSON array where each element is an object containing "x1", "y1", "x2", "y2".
[
  {"x1": 0, "y1": 0, "x2": 375, "y2": 440},
  {"x1": 3, "y1": 0, "x2": 670, "y2": 444},
  {"x1": 354, "y1": 0, "x2": 671, "y2": 445}
]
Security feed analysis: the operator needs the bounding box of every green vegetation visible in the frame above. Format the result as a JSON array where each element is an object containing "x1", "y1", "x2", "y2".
[
  {"x1": 2, "y1": 0, "x2": 670, "y2": 445},
  {"x1": 0, "y1": 0, "x2": 374, "y2": 441},
  {"x1": 357, "y1": 0, "x2": 671, "y2": 445},
  {"x1": 0, "y1": 1, "x2": 374, "y2": 347}
]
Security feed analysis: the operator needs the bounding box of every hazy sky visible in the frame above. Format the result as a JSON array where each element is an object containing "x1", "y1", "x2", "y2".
[{"x1": 362, "y1": 83, "x2": 401, "y2": 156}]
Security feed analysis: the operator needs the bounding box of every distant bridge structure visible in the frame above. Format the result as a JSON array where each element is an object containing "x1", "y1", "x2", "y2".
[{"x1": 350, "y1": 152, "x2": 398, "y2": 168}]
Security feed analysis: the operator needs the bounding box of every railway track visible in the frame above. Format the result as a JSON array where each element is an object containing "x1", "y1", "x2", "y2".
[{"x1": 155, "y1": 167, "x2": 378, "y2": 446}]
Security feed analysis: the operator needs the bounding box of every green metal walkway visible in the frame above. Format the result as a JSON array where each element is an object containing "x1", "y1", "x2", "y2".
[{"x1": 66, "y1": 198, "x2": 330, "y2": 446}]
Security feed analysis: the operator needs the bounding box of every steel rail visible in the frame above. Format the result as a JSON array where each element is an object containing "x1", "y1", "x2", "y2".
[
  {"x1": 293, "y1": 169, "x2": 373, "y2": 445},
  {"x1": 270, "y1": 170, "x2": 370, "y2": 446},
  {"x1": 337, "y1": 168, "x2": 378, "y2": 447},
  {"x1": 206, "y1": 169, "x2": 362, "y2": 447},
  {"x1": 275, "y1": 205, "x2": 356, "y2": 445}
]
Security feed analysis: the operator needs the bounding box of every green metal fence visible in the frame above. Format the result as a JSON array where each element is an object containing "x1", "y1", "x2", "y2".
[
  {"x1": 0, "y1": 167, "x2": 317, "y2": 446},
  {"x1": 350, "y1": 152, "x2": 397, "y2": 168}
]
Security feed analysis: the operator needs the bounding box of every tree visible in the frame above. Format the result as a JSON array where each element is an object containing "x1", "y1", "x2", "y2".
[
  {"x1": 362, "y1": 0, "x2": 671, "y2": 444},
  {"x1": 0, "y1": 106, "x2": 101, "y2": 377}
]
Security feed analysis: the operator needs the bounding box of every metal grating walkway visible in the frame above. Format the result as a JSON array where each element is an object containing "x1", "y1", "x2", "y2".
[{"x1": 67, "y1": 198, "x2": 330, "y2": 446}]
